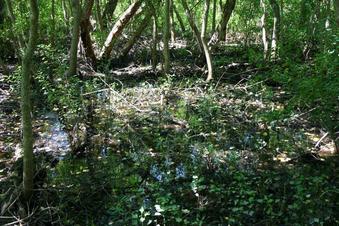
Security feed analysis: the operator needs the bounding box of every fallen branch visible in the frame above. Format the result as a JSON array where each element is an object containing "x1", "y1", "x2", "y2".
[{"x1": 315, "y1": 132, "x2": 329, "y2": 148}]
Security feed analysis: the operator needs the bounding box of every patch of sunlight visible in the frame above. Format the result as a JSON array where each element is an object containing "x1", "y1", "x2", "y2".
[
  {"x1": 273, "y1": 153, "x2": 292, "y2": 163},
  {"x1": 305, "y1": 132, "x2": 320, "y2": 143}
]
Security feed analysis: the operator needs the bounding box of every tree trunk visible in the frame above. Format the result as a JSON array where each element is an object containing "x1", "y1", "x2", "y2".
[
  {"x1": 152, "y1": 15, "x2": 158, "y2": 71},
  {"x1": 201, "y1": 0, "x2": 213, "y2": 81},
  {"x1": 173, "y1": 4, "x2": 186, "y2": 33},
  {"x1": 269, "y1": 0, "x2": 280, "y2": 59},
  {"x1": 181, "y1": 0, "x2": 212, "y2": 81},
  {"x1": 62, "y1": 0, "x2": 70, "y2": 26},
  {"x1": 22, "y1": 0, "x2": 39, "y2": 201},
  {"x1": 180, "y1": 0, "x2": 204, "y2": 53},
  {"x1": 169, "y1": 0, "x2": 176, "y2": 43},
  {"x1": 163, "y1": 0, "x2": 171, "y2": 74},
  {"x1": 51, "y1": 0, "x2": 56, "y2": 45},
  {"x1": 260, "y1": 0, "x2": 268, "y2": 60},
  {"x1": 80, "y1": 0, "x2": 97, "y2": 67},
  {"x1": 121, "y1": 10, "x2": 152, "y2": 57},
  {"x1": 68, "y1": 0, "x2": 81, "y2": 76},
  {"x1": 218, "y1": 0, "x2": 236, "y2": 41},
  {"x1": 211, "y1": 0, "x2": 217, "y2": 34},
  {"x1": 102, "y1": 0, "x2": 118, "y2": 27},
  {"x1": 100, "y1": 0, "x2": 142, "y2": 59}
]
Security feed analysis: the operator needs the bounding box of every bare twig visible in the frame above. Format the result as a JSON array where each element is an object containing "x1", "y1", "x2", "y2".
[
  {"x1": 82, "y1": 88, "x2": 109, "y2": 96},
  {"x1": 97, "y1": 75, "x2": 155, "y2": 113},
  {"x1": 315, "y1": 132, "x2": 329, "y2": 148}
]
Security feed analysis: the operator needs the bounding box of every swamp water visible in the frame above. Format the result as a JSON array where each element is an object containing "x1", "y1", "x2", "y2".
[{"x1": 2, "y1": 79, "x2": 337, "y2": 225}]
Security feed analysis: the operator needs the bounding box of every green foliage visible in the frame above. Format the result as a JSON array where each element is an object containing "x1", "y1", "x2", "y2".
[
  {"x1": 45, "y1": 151, "x2": 339, "y2": 225},
  {"x1": 1, "y1": 0, "x2": 339, "y2": 225}
]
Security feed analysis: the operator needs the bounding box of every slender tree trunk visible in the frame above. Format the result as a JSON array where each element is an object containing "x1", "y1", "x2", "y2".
[
  {"x1": 163, "y1": 0, "x2": 171, "y2": 74},
  {"x1": 181, "y1": 0, "x2": 212, "y2": 81},
  {"x1": 169, "y1": 0, "x2": 176, "y2": 43},
  {"x1": 324, "y1": 0, "x2": 331, "y2": 29},
  {"x1": 80, "y1": 0, "x2": 97, "y2": 67},
  {"x1": 270, "y1": 15, "x2": 278, "y2": 60},
  {"x1": 218, "y1": 0, "x2": 236, "y2": 41},
  {"x1": 62, "y1": 0, "x2": 70, "y2": 26},
  {"x1": 260, "y1": 0, "x2": 268, "y2": 60},
  {"x1": 102, "y1": 0, "x2": 118, "y2": 27},
  {"x1": 335, "y1": 0, "x2": 339, "y2": 27},
  {"x1": 152, "y1": 15, "x2": 158, "y2": 71},
  {"x1": 180, "y1": 0, "x2": 204, "y2": 53},
  {"x1": 201, "y1": 0, "x2": 213, "y2": 81},
  {"x1": 100, "y1": 0, "x2": 142, "y2": 59},
  {"x1": 211, "y1": 0, "x2": 217, "y2": 34},
  {"x1": 121, "y1": 10, "x2": 152, "y2": 57},
  {"x1": 22, "y1": 0, "x2": 39, "y2": 201},
  {"x1": 173, "y1": 4, "x2": 185, "y2": 33},
  {"x1": 269, "y1": 0, "x2": 280, "y2": 59},
  {"x1": 68, "y1": 0, "x2": 81, "y2": 76}
]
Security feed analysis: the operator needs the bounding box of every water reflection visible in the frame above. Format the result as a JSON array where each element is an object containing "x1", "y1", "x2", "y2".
[
  {"x1": 35, "y1": 112, "x2": 70, "y2": 160},
  {"x1": 150, "y1": 165, "x2": 166, "y2": 182},
  {"x1": 175, "y1": 163, "x2": 186, "y2": 179}
]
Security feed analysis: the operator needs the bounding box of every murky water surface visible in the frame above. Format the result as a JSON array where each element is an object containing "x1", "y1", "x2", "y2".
[{"x1": 35, "y1": 112, "x2": 71, "y2": 160}]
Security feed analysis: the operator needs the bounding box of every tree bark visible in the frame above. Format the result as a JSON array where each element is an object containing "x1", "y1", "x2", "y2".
[
  {"x1": 218, "y1": 0, "x2": 236, "y2": 41},
  {"x1": 163, "y1": 0, "x2": 171, "y2": 74},
  {"x1": 102, "y1": 0, "x2": 118, "y2": 27},
  {"x1": 51, "y1": 0, "x2": 56, "y2": 45},
  {"x1": 100, "y1": 0, "x2": 142, "y2": 59},
  {"x1": 180, "y1": 0, "x2": 204, "y2": 53},
  {"x1": 201, "y1": 0, "x2": 213, "y2": 81},
  {"x1": 260, "y1": 0, "x2": 268, "y2": 60},
  {"x1": 173, "y1": 4, "x2": 185, "y2": 33},
  {"x1": 152, "y1": 15, "x2": 158, "y2": 71},
  {"x1": 269, "y1": 0, "x2": 280, "y2": 59},
  {"x1": 181, "y1": 0, "x2": 212, "y2": 81},
  {"x1": 68, "y1": 0, "x2": 81, "y2": 76},
  {"x1": 22, "y1": 0, "x2": 39, "y2": 201},
  {"x1": 62, "y1": 0, "x2": 70, "y2": 26},
  {"x1": 169, "y1": 0, "x2": 176, "y2": 43},
  {"x1": 121, "y1": 10, "x2": 152, "y2": 57},
  {"x1": 80, "y1": 0, "x2": 97, "y2": 67}
]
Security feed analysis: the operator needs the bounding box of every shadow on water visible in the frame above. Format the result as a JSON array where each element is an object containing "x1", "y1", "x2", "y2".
[{"x1": 34, "y1": 112, "x2": 71, "y2": 161}]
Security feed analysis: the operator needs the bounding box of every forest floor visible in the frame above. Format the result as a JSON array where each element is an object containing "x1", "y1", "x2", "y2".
[{"x1": 0, "y1": 46, "x2": 338, "y2": 225}]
